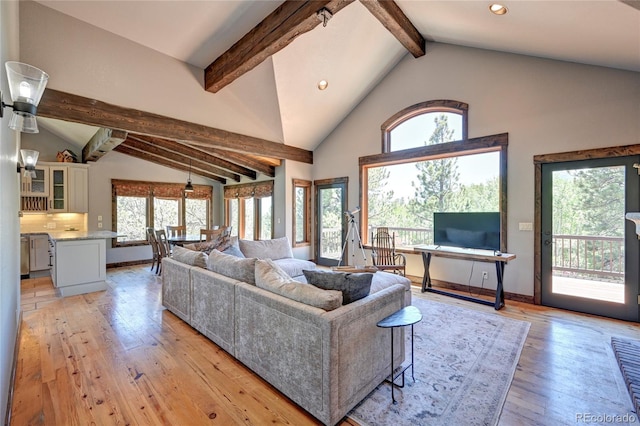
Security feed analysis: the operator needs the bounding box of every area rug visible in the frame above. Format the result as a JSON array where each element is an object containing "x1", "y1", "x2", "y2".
[
  {"x1": 348, "y1": 296, "x2": 530, "y2": 426},
  {"x1": 611, "y1": 337, "x2": 640, "y2": 416}
]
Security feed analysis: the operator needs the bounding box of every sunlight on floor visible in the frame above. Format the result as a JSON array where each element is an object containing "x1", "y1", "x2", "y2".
[{"x1": 552, "y1": 275, "x2": 625, "y2": 304}]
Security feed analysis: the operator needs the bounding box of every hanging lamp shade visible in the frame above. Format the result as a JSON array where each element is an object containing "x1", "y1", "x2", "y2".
[{"x1": 184, "y1": 160, "x2": 195, "y2": 193}]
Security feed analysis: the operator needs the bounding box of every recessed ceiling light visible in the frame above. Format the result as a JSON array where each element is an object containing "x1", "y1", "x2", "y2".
[
  {"x1": 489, "y1": 3, "x2": 508, "y2": 15},
  {"x1": 317, "y1": 80, "x2": 328, "y2": 91}
]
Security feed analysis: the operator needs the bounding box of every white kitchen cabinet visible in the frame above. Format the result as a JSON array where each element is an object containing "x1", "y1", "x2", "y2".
[
  {"x1": 20, "y1": 165, "x2": 49, "y2": 196},
  {"x1": 48, "y1": 166, "x2": 68, "y2": 212},
  {"x1": 20, "y1": 163, "x2": 89, "y2": 213},
  {"x1": 51, "y1": 238, "x2": 107, "y2": 296},
  {"x1": 68, "y1": 165, "x2": 89, "y2": 213},
  {"x1": 29, "y1": 234, "x2": 51, "y2": 271}
]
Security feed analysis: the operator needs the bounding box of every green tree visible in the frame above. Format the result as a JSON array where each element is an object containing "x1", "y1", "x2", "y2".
[
  {"x1": 574, "y1": 166, "x2": 625, "y2": 237},
  {"x1": 408, "y1": 114, "x2": 459, "y2": 226},
  {"x1": 367, "y1": 166, "x2": 396, "y2": 225}
]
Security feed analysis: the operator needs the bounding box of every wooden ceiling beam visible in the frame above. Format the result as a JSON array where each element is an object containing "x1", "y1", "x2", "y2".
[
  {"x1": 82, "y1": 128, "x2": 127, "y2": 163},
  {"x1": 131, "y1": 134, "x2": 256, "y2": 180},
  {"x1": 123, "y1": 136, "x2": 241, "y2": 182},
  {"x1": 359, "y1": 0, "x2": 425, "y2": 58},
  {"x1": 38, "y1": 88, "x2": 313, "y2": 164},
  {"x1": 114, "y1": 145, "x2": 227, "y2": 184},
  {"x1": 183, "y1": 142, "x2": 276, "y2": 177},
  {"x1": 204, "y1": 0, "x2": 354, "y2": 93}
]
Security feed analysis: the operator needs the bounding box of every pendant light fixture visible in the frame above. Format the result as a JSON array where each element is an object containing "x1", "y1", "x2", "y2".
[{"x1": 184, "y1": 159, "x2": 194, "y2": 193}]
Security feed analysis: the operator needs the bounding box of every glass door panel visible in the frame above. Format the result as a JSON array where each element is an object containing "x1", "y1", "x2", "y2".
[
  {"x1": 541, "y1": 157, "x2": 639, "y2": 321},
  {"x1": 315, "y1": 179, "x2": 347, "y2": 266}
]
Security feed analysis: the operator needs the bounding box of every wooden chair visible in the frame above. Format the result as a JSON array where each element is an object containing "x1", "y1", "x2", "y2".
[
  {"x1": 146, "y1": 227, "x2": 161, "y2": 274},
  {"x1": 199, "y1": 227, "x2": 221, "y2": 242},
  {"x1": 155, "y1": 229, "x2": 171, "y2": 275},
  {"x1": 166, "y1": 225, "x2": 186, "y2": 238},
  {"x1": 370, "y1": 227, "x2": 406, "y2": 276}
]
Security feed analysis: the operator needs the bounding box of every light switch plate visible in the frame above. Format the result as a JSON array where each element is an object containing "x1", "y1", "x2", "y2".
[
  {"x1": 97, "y1": 215, "x2": 103, "y2": 221},
  {"x1": 519, "y1": 222, "x2": 533, "y2": 231}
]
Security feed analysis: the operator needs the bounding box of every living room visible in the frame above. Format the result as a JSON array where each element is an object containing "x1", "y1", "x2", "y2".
[{"x1": 2, "y1": 1, "x2": 639, "y2": 425}]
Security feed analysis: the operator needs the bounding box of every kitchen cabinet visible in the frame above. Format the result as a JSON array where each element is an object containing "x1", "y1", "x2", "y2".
[
  {"x1": 20, "y1": 163, "x2": 89, "y2": 213},
  {"x1": 50, "y1": 237, "x2": 107, "y2": 297},
  {"x1": 48, "y1": 166, "x2": 68, "y2": 212},
  {"x1": 29, "y1": 234, "x2": 51, "y2": 271},
  {"x1": 20, "y1": 165, "x2": 49, "y2": 196}
]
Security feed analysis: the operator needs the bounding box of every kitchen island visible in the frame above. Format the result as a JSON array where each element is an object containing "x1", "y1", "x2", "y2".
[{"x1": 48, "y1": 231, "x2": 118, "y2": 297}]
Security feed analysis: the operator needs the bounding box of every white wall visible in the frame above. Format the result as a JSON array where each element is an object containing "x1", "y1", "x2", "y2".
[
  {"x1": 0, "y1": 1, "x2": 21, "y2": 421},
  {"x1": 314, "y1": 43, "x2": 640, "y2": 297}
]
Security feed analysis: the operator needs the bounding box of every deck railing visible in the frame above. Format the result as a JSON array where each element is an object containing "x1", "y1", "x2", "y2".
[
  {"x1": 322, "y1": 227, "x2": 624, "y2": 280},
  {"x1": 552, "y1": 234, "x2": 624, "y2": 280}
]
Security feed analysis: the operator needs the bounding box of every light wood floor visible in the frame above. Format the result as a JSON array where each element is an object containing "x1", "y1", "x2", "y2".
[{"x1": 11, "y1": 265, "x2": 639, "y2": 425}]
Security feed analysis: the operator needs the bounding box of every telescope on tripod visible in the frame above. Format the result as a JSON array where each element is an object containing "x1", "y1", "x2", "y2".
[{"x1": 338, "y1": 207, "x2": 366, "y2": 267}]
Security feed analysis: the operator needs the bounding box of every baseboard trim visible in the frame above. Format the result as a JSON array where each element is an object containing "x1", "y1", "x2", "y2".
[
  {"x1": 4, "y1": 310, "x2": 22, "y2": 426},
  {"x1": 107, "y1": 259, "x2": 153, "y2": 269},
  {"x1": 406, "y1": 274, "x2": 534, "y2": 304}
]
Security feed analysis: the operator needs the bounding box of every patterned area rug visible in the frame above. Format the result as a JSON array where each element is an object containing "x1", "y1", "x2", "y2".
[{"x1": 348, "y1": 296, "x2": 530, "y2": 426}]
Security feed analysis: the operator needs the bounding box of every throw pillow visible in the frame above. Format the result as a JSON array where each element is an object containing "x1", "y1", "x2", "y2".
[
  {"x1": 255, "y1": 259, "x2": 342, "y2": 311},
  {"x1": 239, "y1": 237, "x2": 293, "y2": 260},
  {"x1": 190, "y1": 233, "x2": 230, "y2": 254},
  {"x1": 171, "y1": 245, "x2": 208, "y2": 268},
  {"x1": 207, "y1": 249, "x2": 256, "y2": 284},
  {"x1": 302, "y1": 269, "x2": 373, "y2": 305}
]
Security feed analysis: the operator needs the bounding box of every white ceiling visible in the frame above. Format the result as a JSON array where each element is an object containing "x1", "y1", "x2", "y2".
[{"x1": 34, "y1": 0, "x2": 640, "y2": 152}]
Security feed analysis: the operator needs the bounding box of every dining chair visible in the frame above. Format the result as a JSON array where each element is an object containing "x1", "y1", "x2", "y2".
[
  {"x1": 200, "y1": 228, "x2": 222, "y2": 242},
  {"x1": 370, "y1": 227, "x2": 406, "y2": 276},
  {"x1": 146, "y1": 227, "x2": 161, "y2": 274},
  {"x1": 166, "y1": 225, "x2": 186, "y2": 238},
  {"x1": 155, "y1": 229, "x2": 171, "y2": 275}
]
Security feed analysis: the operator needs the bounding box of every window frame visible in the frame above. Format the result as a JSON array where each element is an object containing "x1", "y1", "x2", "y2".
[
  {"x1": 112, "y1": 179, "x2": 212, "y2": 247},
  {"x1": 381, "y1": 100, "x2": 468, "y2": 153},
  {"x1": 292, "y1": 179, "x2": 312, "y2": 247},
  {"x1": 223, "y1": 180, "x2": 274, "y2": 240},
  {"x1": 361, "y1": 98, "x2": 507, "y2": 251}
]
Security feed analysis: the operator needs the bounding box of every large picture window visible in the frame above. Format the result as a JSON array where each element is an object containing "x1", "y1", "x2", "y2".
[
  {"x1": 112, "y1": 179, "x2": 212, "y2": 246},
  {"x1": 361, "y1": 100, "x2": 507, "y2": 250},
  {"x1": 224, "y1": 180, "x2": 274, "y2": 240}
]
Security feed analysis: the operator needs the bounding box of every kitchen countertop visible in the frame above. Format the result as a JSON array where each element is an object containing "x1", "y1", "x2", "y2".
[{"x1": 47, "y1": 230, "x2": 120, "y2": 242}]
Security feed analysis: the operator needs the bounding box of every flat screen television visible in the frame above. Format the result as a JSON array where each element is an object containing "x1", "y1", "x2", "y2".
[{"x1": 433, "y1": 212, "x2": 500, "y2": 251}]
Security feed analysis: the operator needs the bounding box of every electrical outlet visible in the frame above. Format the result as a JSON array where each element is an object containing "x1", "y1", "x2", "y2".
[
  {"x1": 98, "y1": 222, "x2": 103, "y2": 229},
  {"x1": 482, "y1": 271, "x2": 488, "y2": 280}
]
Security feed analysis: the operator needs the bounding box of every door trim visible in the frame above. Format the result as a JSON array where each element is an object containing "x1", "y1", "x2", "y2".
[
  {"x1": 533, "y1": 143, "x2": 640, "y2": 305},
  {"x1": 314, "y1": 177, "x2": 348, "y2": 266}
]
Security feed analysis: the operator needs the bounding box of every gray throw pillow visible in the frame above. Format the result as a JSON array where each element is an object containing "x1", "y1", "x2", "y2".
[
  {"x1": 255, "y1": 259, "x2": 342, "y2": 311},
  {"x1": 207, "y1": 249, "x2": 256, "y2": 284},
  {"x1": 171, "y1": 245, "x2": 208, "y2": 268},
  {"x1": 302, "y1": 269, "x2": 373, "y2": 304}
]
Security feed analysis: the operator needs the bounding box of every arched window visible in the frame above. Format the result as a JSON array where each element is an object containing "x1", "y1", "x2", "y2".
[
  {"x1": 361, "y1": 100, "x2": 507, "y2": 250},
  {"x1": 382, "y1": 100, "x2": 468, "y2": 152}
]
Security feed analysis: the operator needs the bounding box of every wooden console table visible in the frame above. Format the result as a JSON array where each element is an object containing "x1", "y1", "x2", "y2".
[{"x1": 413, "y1": 245, "x2": 516, "y2": 310}]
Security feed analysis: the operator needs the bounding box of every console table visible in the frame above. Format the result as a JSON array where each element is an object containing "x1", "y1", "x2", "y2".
[{"x1": 413, "y1": 245, "x2": 516, "y2": 310}]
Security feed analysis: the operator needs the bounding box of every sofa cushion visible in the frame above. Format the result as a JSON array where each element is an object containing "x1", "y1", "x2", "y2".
[
  {"x1": 171, "y1": 245, "x2": 208, "y2": 268},
  {"x1": 302, "y1": 269, "x2": 373, "y2": 305},
  {"x1": 239, "y1": 237, "x2": 293, "y2": 260},
  {"x1": 255, "y1": 259, "x2": 342, "y2": 311},
  {"x1": 274, "y1": 258, "x2": 316, "y2": 279},
  {"x1": 207, "y1": 249, "x2": 256, "y2": 284}
]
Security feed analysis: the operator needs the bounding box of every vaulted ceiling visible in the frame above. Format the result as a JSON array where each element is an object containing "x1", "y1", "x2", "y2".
[{"x1": 33, "y1": 0, "x2": 640, "y2": 184}]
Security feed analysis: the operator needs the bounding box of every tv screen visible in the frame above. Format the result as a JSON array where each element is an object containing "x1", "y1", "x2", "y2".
[{"x1": 433, "y1": 212, "x2": 500, "y2": 251}]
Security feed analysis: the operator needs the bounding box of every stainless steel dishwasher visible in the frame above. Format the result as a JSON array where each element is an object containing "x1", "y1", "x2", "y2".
[{"x1": 20, "y1": 235, "x2": 29, "y2": 278}]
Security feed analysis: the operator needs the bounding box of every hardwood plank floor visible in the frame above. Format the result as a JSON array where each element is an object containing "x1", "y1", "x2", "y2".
[{"x1": 11, "y1": 265, "x2": 639, "y2": 425}]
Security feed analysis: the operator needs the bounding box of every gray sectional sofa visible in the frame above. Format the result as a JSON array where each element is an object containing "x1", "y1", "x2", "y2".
[{"x1": 161, "y1": 237, "x2": 412, "y2": 426}]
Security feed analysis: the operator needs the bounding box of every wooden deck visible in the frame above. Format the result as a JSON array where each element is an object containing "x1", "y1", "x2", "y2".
[
  {"x1": 10, "y1": 265, "x2": 639, "y2": 425},
  {"x1": 553, "y1": 275, "x2": 625, "y2": 304}
]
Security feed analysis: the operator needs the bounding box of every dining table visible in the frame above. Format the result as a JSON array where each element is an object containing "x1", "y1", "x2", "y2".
[{"x1": 167, "y1": 235, "x2": 202, "y2": 247}]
